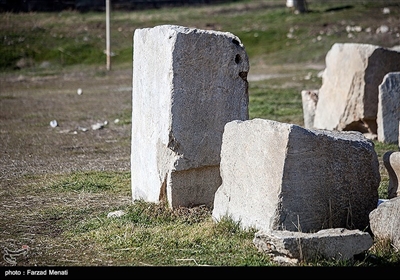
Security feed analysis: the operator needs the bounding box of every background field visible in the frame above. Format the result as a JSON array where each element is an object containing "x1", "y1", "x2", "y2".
[{"x1": 1, "y1": 0, "x2": 400, "y2": 268}]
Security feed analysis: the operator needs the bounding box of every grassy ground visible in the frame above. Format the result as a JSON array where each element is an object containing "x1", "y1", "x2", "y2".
[{"x1": 1, "y1": 0, "x2": 400, "y2": 270}]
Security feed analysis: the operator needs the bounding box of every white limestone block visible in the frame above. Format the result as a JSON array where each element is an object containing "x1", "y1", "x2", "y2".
[
  {"x1": 131, "y1": 25, "x2": 249, "y2": 208},
  {"x1": 313, "y1": 43, "x2": 400, "y2": 135},
  {"x1": 212, "y1": 118, "x2": 380, "y2": 233}
]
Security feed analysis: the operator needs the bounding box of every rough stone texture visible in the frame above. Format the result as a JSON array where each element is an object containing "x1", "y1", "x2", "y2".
[
  {"x1": 301, "y1": 89, "x2": 318, "y2": 129},
  {"x1": 131, "y1": 25, "x2": 249, "y2": 209},
  {"x1": 212, "y1": 118, "x2": 380, "y2": 233},
  {"x1": 369, "y1": 196, "x2": 400, "y2": 250},
  {"x1": 313, "y1": 43, "x2": 400, "y2": 134},
  {"x1": 253, "y1": 228, "x2": 373, "y2": 262},
  {"x1": 383, "y1": 151, "x2": 400, "y2": 199},
  {"x1": 377, "y1": 72, "x2": 400, "y2": 144}
]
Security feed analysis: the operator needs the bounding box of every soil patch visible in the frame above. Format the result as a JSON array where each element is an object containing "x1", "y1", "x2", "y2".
[{"x1": 0, "y1": 66, "x2": 133, "y2": 182}]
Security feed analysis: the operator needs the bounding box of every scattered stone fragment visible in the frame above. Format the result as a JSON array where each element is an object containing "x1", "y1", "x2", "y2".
[
  {"x1": 107, "y1": 210, "x2": 126, "y2": 218},
  {"x1": 383, "y1": 7, "x2": 390, "y2": 14},
  {"x1": 91, "y1": 123, "x2": 103, "y2": 130},
  {"x1": 78, "y1": 126, "x2": 88, "y2": 132},
  {"x1": 376, "y1": 25, "x2": 389, "y2": 34},
  {"x1": 91, "y1": 121, "x2": 108, "y2": 130},
  {"x1": 50, "y1": 120, "x2": 58, "y2": 128}
]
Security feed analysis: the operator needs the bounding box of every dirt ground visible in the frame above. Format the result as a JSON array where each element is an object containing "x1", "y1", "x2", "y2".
[{"x1": 0, "y1": 65, "x2": 133, "y2": 182}]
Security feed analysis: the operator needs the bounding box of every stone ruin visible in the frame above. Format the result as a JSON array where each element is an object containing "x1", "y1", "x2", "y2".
[
  {"x1": 306, "y1": 43, "x2": 400, "y2": 144},
  {"x1": 212, "y1": 119, "x2": 380, "y2": 233},
  {"x1": 211, "y1": 119, "x2": 379, "y2": 263},
  {"x1": 131, "y1": 25, "x2": 400, "y2": 264},
  {"x1": 131, "y1": 25, "x2": 249, "y2": 209}
]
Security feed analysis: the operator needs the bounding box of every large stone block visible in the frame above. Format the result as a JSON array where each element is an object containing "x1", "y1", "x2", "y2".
[
  {"x1": 253, "y1": 228, "x2": 373, "y2": 262},
  {"x1": 377, "y1": 72, "x2": 400, "y2": 144},
  {"x1": 369, "y1": 197, "x2": 400, "y2": 250},
  {"x1": 212, "y1": 118, "x2": 380, "y2": 233},
  {"x1": 131, "y1": 25, "x2": 249, "y2": 209},
  {"x1": 313, "y1": 43, "x2": 400, "y2": 134}
]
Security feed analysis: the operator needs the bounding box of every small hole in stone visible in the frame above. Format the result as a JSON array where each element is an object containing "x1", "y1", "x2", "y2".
[
  {"x1": 239, "y1": 71, "x2": 247, "y2": 81},
  {"x1": 235, "y1": 54, "x2": 241, "y2": 64},
  {"x1": 232, "y1": 38, "x2": 240, "y2": 46}
]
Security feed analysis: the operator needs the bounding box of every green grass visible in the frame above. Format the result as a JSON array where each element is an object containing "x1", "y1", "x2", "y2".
[
  {"x1": 16, "y1": 171, "x2": 273, "y2": 266},
  {"x1": 2, "y1": 0, "x2": 399, "y2": 71},
  {"x1": 64, "y1": 202, "x2": 271, "y2": 266},
  {"x1": 249, "y1": 82, "x2": 304, "y2": 125},
  {"x1": 31, "y1": 170, "x2": 400, "y2": 267},
  {"x1": 49, "y1": 171, "x2": 131, "y2": 193}
]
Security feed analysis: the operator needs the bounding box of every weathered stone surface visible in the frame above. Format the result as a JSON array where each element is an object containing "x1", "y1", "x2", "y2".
[
  {"x1": 212, "y1": 118, "x2": 380, "y2": 233},
  {"x1": 131, "y1": 25, "x2": 249, "y2": 209},
  {"x1": 377, "y1": 72, "x2": 400, "y2": 144},
  {"x1": 383, "y1": 151, "x2": 400, "y2": 199},
  {"x1": 301, "y1": 89, "x2": 318, "y2": 129},
  {"x1": 313, "y1": 43, "x2": 400, "y2": 134},
  {"x1": 369, "y1": 196, "x2": 400, "y2": 250},
  {"x1": 253, "y1": 228, "x2": 373, "y2": 262}
]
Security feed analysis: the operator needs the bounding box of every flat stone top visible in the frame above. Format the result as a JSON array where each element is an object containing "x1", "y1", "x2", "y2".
[
  {"x1": 312, "y1": 128, "x2": 369, "y2": 142},
  {"x1": 239, "y1": 118, "x2": 371, "y2": 143},
  {"x1": 332, "y1": 42, "x2": 400, "y2": 54},
  {"x1": 333, "y1": 42, "x2": 380, "y2": 50},
  {"x1": 137, "y1": 24, "x2": 242, "y2": 45}
]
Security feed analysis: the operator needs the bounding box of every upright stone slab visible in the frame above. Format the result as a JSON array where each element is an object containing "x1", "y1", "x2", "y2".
[
  {"x1": 212, "y1": 118, "x2": 380, "y2": 233},
  {"x1": 313, "y1": 43, "x2": 400, "y2": 134},
  {"x1": 301, "y1": 89, "x2": 319, "y2": 129},
  {"x1": 131, "y1": 25, "x2": 249, "y2": 209},
  {"x1": 377, "y1": 72, "x2": 400, "y2": 144}
]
